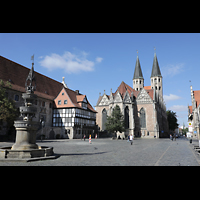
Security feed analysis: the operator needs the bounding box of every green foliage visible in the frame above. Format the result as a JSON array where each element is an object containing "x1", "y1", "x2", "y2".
[
  {"x1": 166, "y1": 110, "x2": 179, "y2": 131},
  {"x1": 0, "y1": 79, "x2": 19, "y2": 129},
  {"x1": 182, "y1": 127, "x2": 188, "y2": 135},
  {"x1": 105, "y1": 105, "x2": 125, "y2": 135}
]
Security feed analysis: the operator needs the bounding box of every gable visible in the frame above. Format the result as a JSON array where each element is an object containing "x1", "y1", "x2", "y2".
[
  {"x1": 99, "y1": 94, "x2": 109, "y2": 106},
  {"x1": 136, "y1": 88, "x2": 153, "y2": 104},
  {"x1": 123, "y1": 91, "x2": 131, "y2": 103},
  {"x1": 83, "y1": 96, "x2": 87, "y2": 103},
  {"x1": 54, "y1": 87, "x2": 75, "y2": 108},
  {"x1": 114, "y1": 91, "x2": 122, "y2": 103}
]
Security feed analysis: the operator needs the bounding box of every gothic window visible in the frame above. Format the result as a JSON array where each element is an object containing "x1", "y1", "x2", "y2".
[
  {"x1": 124, "y1": 106, "x2": 129, "y2": 129},
  {"x1": 140, "y1": 108, "x2": 146, "y2": 128},
  {"x1": 102, "y1": 108, "x2": 107, "y2": 130}
]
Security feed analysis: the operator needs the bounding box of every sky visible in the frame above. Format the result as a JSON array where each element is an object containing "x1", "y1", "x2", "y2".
[{"x1": 0, "y1": 33, "x2": 200, "y2": 127}]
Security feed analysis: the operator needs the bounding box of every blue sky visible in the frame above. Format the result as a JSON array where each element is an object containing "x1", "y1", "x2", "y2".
[{"x1": 0, "y1": 33, "x2": 200, "y2": 127}]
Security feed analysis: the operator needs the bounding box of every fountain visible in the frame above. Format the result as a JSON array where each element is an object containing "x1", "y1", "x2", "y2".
[{"x1": 0, "y1": 58, "x2": 57, "y2": 161}]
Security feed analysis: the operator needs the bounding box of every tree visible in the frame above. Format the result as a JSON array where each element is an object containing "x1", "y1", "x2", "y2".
[
  {"x1": 105, "y1": 105, "x2": 125, "y2": 136},
  {"x1": 0, "y1": 79, "x2": 19, "y2": 135},
  {"x1": 166, "y1": 110, "x2": 179, "y2": 131}
]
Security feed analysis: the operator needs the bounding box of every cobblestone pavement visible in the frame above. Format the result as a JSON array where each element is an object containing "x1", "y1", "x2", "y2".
[{"x1": 0, "y1": 136, "x2": 199, "y2": 166}]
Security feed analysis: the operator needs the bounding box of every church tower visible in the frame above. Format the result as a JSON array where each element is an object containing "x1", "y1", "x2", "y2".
[
  {"x1": 133, "y1": 55, "x2": 144, "y2": 91},
  {"x1": 150, "y1": 52, "x2": 163, "y2": 101}
]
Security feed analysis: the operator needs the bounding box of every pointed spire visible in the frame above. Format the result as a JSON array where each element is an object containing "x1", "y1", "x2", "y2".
[
  {"x1": 151, "y1": 53, "x2": 162, "y2": 78},
  {"x1": 133, "y1": 55, "x2": 144, "y2": 79},
  {"x1": 25, "y1": 56, "x2": 36, "y2": 93}
]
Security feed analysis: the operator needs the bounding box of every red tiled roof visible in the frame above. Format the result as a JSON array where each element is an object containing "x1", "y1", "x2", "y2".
[
  {"x1": 145, "y1": 89, "x2": 154, "y2": 100},
  {"x1": 0, "y1": 55, "x2": 63, "y2": 100},
  {"x1": 0, "y1": 55, "x2": 97, "y2": 113},
  {"x1": 54, "y1": 87, "x2": 96, "y2": 112},
  {"x1": 76, "y1": 95, "x2": 86, "y2": 102},
  {"x1": 115, "y1": 81, "x2": 154, "y2": 100},
  {"x1": 188, "y1": 105, "x2": 192, "y2": 114},
  {"x1": 194, "y1": 90, "x2": 200, "y2": 108},
  {"x1": 97, "y1": 81, "x2": 154, "y2": 104},
  {"x1": 114, "y1": 81, "x2": 135, "y2": 98},
  {"x1": 144, "y1": 86, "x2": 151, "y2": 90}
]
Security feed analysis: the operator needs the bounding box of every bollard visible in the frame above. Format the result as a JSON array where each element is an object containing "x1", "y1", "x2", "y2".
[{"x1": 190, "y1": 139, "x2": 192, "y2": 144}]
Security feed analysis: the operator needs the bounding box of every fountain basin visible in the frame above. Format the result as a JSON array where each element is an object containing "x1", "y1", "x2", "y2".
[{"x1": 0, "y1": 146, "x2": 58, "y2": 162}]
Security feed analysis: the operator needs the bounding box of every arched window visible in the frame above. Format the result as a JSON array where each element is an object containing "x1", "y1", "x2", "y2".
[
  {"x1": 102, "y1": 108, "x2": 107, "y2": 130},
  {"x1": 140, "y1": 108, "x2": 146, "y2": 128},
  {"x1": 124, "y1": 106, "x2": 129, "y2": 129}
]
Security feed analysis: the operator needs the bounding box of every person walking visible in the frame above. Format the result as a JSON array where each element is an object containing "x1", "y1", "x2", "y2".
[
  {"x1": 170, "y1": 134, "x2": 172, "y2": 141},
  {"x1": 130, "y1": 134, "x2": 133, "y2": 145},
  {"x1": 127, "y1": 134, "x2": 130, "y2": 142},
  {"x1": 173, "y1": 134, "x2": 176, "y2": 141}
]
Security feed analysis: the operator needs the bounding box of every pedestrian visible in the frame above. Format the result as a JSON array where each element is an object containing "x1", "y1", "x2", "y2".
[
  {"x1": 83, "y1": 134, "x2": 86, "y2": 141},
  {"x1": 127, "y1": 134, "x2": 130, "y2": 142},
  {"x1": 170, "y1": 134, "x2": 173, "y2": 141},
  {"x1": 130, "y1": 134, "x2": 133, "y2": 145},
  {"x1": 173, "y1": 134, "x2": 176, "y2": 141}
]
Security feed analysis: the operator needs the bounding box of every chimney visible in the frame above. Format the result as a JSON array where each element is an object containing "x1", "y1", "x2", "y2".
[{"x1": 75, "y1": 90, "x2": 79, "y2": 95}]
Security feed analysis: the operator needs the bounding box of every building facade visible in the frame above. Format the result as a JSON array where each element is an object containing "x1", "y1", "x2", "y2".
[
  {"x1": 188, "y1": 85, "x2": 200, "y2": 139},
  {"x1": 0, "y1": 55, "x2": 96, "y2": 139},
  {"x1": 95, "y1": 53, "x2": 169, "y2": 138}
]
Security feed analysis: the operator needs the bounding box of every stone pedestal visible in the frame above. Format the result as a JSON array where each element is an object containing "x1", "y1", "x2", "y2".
[{"x1": 11, "y1": 120, "x2": 39, "y2": 150}]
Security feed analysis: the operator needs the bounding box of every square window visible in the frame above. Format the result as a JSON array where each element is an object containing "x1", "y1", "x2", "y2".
[
  {"x1": 58, "y1": 100, "x2": 61, "y2": 105},
  {"x1": 14, "y1": 94, "x2": 19, "y2": 102},
  {"x1": 64, "y1": 100, "x2": 68, "y2": 104}
]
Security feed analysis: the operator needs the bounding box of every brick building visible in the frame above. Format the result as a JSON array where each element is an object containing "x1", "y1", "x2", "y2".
[
  {"x1": 0, "y1": 55, "x2": 96, "y2": 139},
  {"x1": 95, "y1": 53, "x2": 169, "y2": 138}
]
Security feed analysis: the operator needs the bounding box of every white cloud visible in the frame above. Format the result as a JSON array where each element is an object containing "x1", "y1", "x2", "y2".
[
  {"x1": 168, "y1": 105, "x2": 187, "y2": 112},
  {"x1": 96, "y1": 57, "x2": 103, "y2": 63},
  {"x1": 39, "y1": 51, "x2": 102, "y2": 74},
  {"x1": 162, "y1": 63, "x2": 184, "y2": 77},
  {"x1": 163, "y1": 94, "x2": 182, "y2": 103}
]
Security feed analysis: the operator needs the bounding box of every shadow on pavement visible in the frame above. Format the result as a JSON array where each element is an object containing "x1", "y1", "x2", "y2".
[{"x1": 55, "y1": 151, "x2": 109, "y2": 158}]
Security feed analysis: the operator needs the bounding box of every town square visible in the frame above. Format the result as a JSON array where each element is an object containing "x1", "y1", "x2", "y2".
[
  {"x1": 1, "y1": 33, "x2": 200, "y2": 165},
  {"x1": 0, "y1": 137, "x2": 199, "y2": 166}
]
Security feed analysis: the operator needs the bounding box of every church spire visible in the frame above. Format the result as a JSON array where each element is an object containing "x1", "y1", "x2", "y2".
[
  {"x1": 133, "y1": 55, "x2": 144, "y2": 79},
  {"x1": 133, "y1": 53, "x2": 144, "y2": 91},
  {"x1": 150, "y1": 51, "x2": 163, "y2": 101},
  {"x1": 151, "y1": 52, "x2": 162, "y2": 78}
]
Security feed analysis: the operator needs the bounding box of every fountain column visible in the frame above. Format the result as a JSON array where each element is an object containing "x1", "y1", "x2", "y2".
[{"x1": 12, "y1": 62, "x2": 39, "y2": 150}]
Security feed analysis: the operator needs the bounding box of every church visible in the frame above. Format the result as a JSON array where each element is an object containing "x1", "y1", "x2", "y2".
[{"x1": 95, "y1": 52, "x2": 169, "y2": 138}]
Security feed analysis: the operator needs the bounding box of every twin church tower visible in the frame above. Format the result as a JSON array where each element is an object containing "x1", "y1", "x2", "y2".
[
  {"x1": 133, "y1": 52, "x2": 163, "y2": 102},
  {"x1": 96, "y1": 51, "x2": 168, "y2": 138}
]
